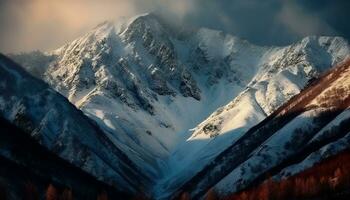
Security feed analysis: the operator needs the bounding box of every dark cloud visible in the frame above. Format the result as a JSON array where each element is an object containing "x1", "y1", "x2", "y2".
[
  {"x1": 147, "y1": 0, "x2": 348, "y2": 46},
  {"x1": 0, "y1": 0, "x2": 349, "y2": 53},
  {"x1": 296, "y1": 0, "x2": 350, "y2": 39}
]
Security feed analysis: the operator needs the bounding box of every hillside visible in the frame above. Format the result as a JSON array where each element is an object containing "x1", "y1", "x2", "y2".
[
  {"x1": 176, "y1": 58, "x2": 350, "y2": 199},
  {"x1": 8, "y1": 13, "x2": 350, "y2": 198},
  {"x1": 224, "y1": 149, "x2": 350, "y2": 200},
  {"x1": 0, "y1": 54, "x2": 151, "y2": 194},
  {"x1": 0, "y1": 117, "x2": 134, "y2": 200}
]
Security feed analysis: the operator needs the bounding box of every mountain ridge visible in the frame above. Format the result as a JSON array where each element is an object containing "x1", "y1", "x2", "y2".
[
  {"x1": 7, "y1": 13, "x2": 350, "y2": 199},
  {"x1": 177, "y1": 58, "x2": 350, "y2": 199},
  {"x1": 0, "y1": 116, "x2": 133, "y2": 199},
  {"x1": 0, "y1": 53, "x2": 151, "y2": 194}
]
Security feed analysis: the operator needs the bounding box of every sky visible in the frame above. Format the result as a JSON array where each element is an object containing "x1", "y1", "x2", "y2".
[{"x1": 0, "y1": 0, "x2": 349, "y2": 53}]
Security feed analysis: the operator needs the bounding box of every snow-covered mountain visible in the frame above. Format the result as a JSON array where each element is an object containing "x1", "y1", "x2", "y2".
[
  {"x1": 10, "y1": 13, "x2": 350, "y2": 198},
  {"x1": 177, "y1": 58, "x2": 350, "y2": 199},
  {"x1": 0, "y1": 54, "x2": 150, "y2": 194},
  {"x1": 0, "y1": 117, "x2": 132, "y2": 200}
]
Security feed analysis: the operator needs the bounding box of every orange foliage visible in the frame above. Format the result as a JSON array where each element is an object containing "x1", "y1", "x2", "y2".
[
  {"x1": 46, "y1": 184, "x2": 58, "y2": 200},
  {"x1": 61, "y1": 188, "x2": 73, "y2": 200},
  {"x1": 97, "y1": 191, "x2": 108, "y2": 200},
  {"x1": 179, "y1": 192, "x2": 191, "y2": 200},
  {"x1": 223, "y1": 150, "x2": 350, "y2": 200},
  {"x1": 205, "y1": 188, "x2": 219, "y2": 200}
]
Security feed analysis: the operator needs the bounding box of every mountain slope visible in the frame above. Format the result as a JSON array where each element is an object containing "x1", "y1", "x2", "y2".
[
  {"x1": 0, "y1": 54, "x2": 151, "y2": 194},
  {"x1": 225, "y1": 149, "x2": 350, "y2": 200},
  {"x1": 0, "y1": 117, "x2": 132, "y2": 200},
  {"x1": 10, "y1": 13, "x2": 350, "y2": 198},
  {"x1": 176, "y1": 58, "x2": 350, "y2": 199}
]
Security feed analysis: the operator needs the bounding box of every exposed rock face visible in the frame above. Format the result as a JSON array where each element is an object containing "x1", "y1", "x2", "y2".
[
  {"x1": 0, "y1": 54, "x2": 150, "y2": 194},
  {"x1": 179, "y1": 59, "x2": 350, "y2": 199},
  {"x1": 10, "y1": 13, "x2": 350, "y2": 198}
]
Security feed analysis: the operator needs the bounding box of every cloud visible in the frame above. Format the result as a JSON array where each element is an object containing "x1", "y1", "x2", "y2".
[
  {"x1": 0, "y1": 0, "x2": 348, "y2": 53},
  {"x1": 277, "y1": 0, "x2": 336, "y2": 37},
  {"x1": 162, "y1": 0, "x2": 343, "y2": 45},
  {"x1": 0, "y1": 0, "x2": 137, "y2": 53}
]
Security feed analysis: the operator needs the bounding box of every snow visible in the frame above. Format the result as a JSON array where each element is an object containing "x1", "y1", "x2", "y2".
[
  {"x1": 8, "y1": 13, "x2": 350, "y2": 198},
  {"x1": 119, "y1": 13, "x2": 151, "y2": 35},
  {"x1": 277, "y1": 131, "x2": 350, "y2": 179},
  {"x1": 214, "y1": 109, "x2": 319, "y2": 194},
  {"x1": 212, "y1": 60, "x2": 350, "y2": 196},
  {"x1": 309, "y1": 108, "x2": 350, "y2": 144},
  {"x1": 0, "y1": 55, "x2": 148, "y2": 193},
  {"x1": 0, "y1": 96, "x2": 5, "y2": 110}
]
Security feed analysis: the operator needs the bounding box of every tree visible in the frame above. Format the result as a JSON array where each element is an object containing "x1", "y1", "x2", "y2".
[
  {"x1": 304, "y1": 176, "x2": 319, "y2": 196},
  {"x1": 205, "y1": 188, "x2": 219, "y2": 200},
  {"x1": 46, "y1": 184, "x2": 58, "y2": 200},
  {"x1": 258, "y1": 182, "x2": 270, "y2": 200},
  {"x1": 61, "y1": 188, "x2": 73, "y2": 200},
  {"x1": 223, "y1": 150, "x2": 350, "y2": 200},
  {"x1": 277, "y1": 179, "x2": 292, "y2": 199},
  {"x1": 179, "y1": 192, "x2": 190, "y2": 200},
  {"x1": 237, "y1": 191, "x2": 249, "y2": 200},
  {"x1": 97, "y1": 191, "x2": 108, "y2": 200}
]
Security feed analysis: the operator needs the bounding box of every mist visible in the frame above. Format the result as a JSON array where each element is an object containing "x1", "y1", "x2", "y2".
[{"x1": 0, "y1": 0, "x2": 349, "y2": 53}]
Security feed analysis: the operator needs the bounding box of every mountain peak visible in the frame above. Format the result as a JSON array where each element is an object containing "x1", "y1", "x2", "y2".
[
  {"x1": 127, "y1": 12, "x2": 155, "y2": 22},
  {"x1": 8, "y1": 13, "x2": 350, "y2": 199},
  {"x1": 121, "y1": 12, "x2": 167, "y2": 37}
]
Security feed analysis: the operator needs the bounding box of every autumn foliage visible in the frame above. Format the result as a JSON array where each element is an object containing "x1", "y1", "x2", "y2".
[
  {"x1": 45, "y1": 184, "x2": 73, "y2": 200},
  {"x1": 224, "y1": 150, "x2": 350, "y2": 200},
  {"x1": 61, "y1": 188, "x2": 73, "y2": 200},
  {"x1": 174, "y1": 189, "x2": 219, "y2": 200},
  {"x1": 179, "y1": 192, "x2": 191, "y2": 200},
  {"x1": 97, "y1": 191, "x2": 109, "y2": 200},
  {"x1": 205, "y1": 189, "x2": 220, "y2": 200},
  {"x1": 46, "y1": 184, "x2": 58, "y2": 200}
]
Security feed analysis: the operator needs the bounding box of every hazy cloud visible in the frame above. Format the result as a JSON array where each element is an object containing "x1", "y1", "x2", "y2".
[
  {"x1": 0, "y1": 0, "x2": 137, "y2": 53},
  {"x1": 0, "y1": 0, "x2": 349, "y2": 53},
  {"x1": 162, "y1": 0, "x2": 346, "y2": 45},
  {"x1": 277, "y1": 0, "x2": 336, "y2": 37}
]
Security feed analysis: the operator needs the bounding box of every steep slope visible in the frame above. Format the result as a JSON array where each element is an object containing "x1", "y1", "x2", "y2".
[
  {"x1": 0, "y1": 54, "x2": 150, "y2": 194},
  {"x1": 0, "y1": 117, "x2": 132, "y2": 200},
  {"x1": 8, "y1": 51, "x2": 56, "y2": 79},
  {"x1": 176, "y1": 58, "x2": 350, "y2": 199},
  {"x1": 225, "y1": 150, "x2": 350, "y2": 200},
  {"x1": 10, "y1": 13, "x2": 350, "y2": 197}
]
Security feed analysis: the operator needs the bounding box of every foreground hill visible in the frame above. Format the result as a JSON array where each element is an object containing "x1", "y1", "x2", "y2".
[
  {"x1": 0, "y1": 54, "x2": 151, "y2": 194},
  {"x1": 0, "y1": 117, "x2": 132, "y2": 200},
  {"x1": 176, "y1": 58, "x2": 350, "y2": 199},
  {"x1": 224, "y1": 149, "x2": 350, "y2": 200}
]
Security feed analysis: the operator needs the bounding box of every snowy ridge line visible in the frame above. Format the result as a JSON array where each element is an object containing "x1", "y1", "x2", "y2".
[
  {"x1": 173, "y1": 57, "x2": 350, "y2": 199},
  {"x1": 8, "y1": 13, "x2": 350, "y2": 198},
  {"x1": 237, "y1": 97, "x2": 350, "y2": 196},
  {"x1": 0, "y1": 54, "x2": 150, "y2": 193},
  {"x1": 211, "y1": 58, "x2": 350, "y2": 197}
]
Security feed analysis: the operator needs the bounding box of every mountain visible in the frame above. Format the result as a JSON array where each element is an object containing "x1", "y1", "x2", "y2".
[
  {"x1": 9, "y1": 13, "x2": 350, "y2": 198},
  {"x1": 0, "y1": 117, "x2": 132, "y2": 200},
  {"x1": 225, "y1": 149, "x2": 350, "y2": 200},
  {"x1": 0, "y1": 54, "x2": 151, "y2": 194},
  {"x1": 176, "y1": 58, "x2": 350, "y2": 199}
]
